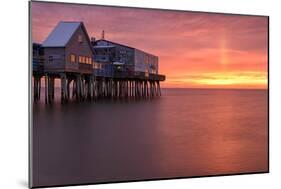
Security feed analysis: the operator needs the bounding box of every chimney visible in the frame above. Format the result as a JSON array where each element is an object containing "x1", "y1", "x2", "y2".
[
  {"x1": 91, "y1": 37, "x2": 96, "y2": 46},
  {"x1": 101, "y1": 30, "x2": 105, "y2": 40}
]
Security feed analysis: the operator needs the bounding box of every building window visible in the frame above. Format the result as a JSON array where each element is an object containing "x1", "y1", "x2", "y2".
[
  {"x1": 48, "y1": 56, "x2": 53, "y2": 63},
  {"x1": 79, "y1": 56, "x2": 83, "y2": 63},
  {"x1": 70, "y1": 54, "x2": 76, "y2": 63},
  {"x1": 78, "y1": 35, "x2": 83, "y2": 43},
  {"x1": 93, "y1": 62, "x2": 101, "y2": 69},
  {"x1": 86, "y1": 57, "x2": 92, "y2": 64},
  {"x1": 78, "y1": 56, "x2": 92, "y2": 64}
]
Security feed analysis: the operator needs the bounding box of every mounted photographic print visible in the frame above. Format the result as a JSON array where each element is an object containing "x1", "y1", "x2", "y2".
[{"x1": 29, "y1": 1, "x2": 269, "y2": 188}]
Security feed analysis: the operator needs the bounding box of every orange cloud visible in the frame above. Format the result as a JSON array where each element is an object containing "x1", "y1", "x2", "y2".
[{"x1": 32, "y1": 2, "x2": 268, "y2": 89}]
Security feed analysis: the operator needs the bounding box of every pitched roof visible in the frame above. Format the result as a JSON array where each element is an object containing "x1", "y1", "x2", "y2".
[{"x1": 42, "y1": 22, "x2": 81, "y2": 47}]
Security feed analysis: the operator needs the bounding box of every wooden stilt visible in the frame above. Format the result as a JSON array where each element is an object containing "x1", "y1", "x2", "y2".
[
  {"x1": 44, "y1": 74, "x2": 48, "y2": 104},
  {"x1": 33, "y1": 77, "x2": 38, "y2": 102}
]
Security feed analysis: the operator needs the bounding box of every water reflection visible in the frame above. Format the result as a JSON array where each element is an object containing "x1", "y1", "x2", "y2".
[{"x1": 32, "y1": 88, "x2": 268, "y2": 187}]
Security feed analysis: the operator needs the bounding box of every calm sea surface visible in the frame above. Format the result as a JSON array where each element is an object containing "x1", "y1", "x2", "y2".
[{"x1": 32, "y1": 88, "x2": 268, "y2": 187}]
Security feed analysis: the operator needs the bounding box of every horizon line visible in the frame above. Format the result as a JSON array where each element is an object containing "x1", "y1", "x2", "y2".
[{"x1": 161, "y1": 87, "x2": 268, "y2": 90}]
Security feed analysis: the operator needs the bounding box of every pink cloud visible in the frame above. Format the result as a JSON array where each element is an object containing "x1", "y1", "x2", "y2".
[{"x1": 32, "y1": 2, "x2": 268, "y2": 89}]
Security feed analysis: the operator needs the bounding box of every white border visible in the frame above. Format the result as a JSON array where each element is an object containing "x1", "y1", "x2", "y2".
[{"x1": 1, "y1": 0, "x2": 280, "y2": 189}]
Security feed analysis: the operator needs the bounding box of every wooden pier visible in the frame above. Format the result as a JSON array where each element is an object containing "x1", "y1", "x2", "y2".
[
  {"x1": 32, "y1": 21, "x2": 165, "y2": 104},
  {"x1": 33, "y1": 71, "x2": 165, "y2": 104}
]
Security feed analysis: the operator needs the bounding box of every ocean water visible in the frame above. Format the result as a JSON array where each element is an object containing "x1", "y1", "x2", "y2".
[{"x1": 32, "y1": 88, "x2": 268, "y2": 187}]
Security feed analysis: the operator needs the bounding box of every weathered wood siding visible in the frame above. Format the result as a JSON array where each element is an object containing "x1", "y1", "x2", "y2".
[
  {"x1": 65, "y1": 25, "x2": 93, "y2": 74},
  {"x1": 149, "y1": 56, "x2": 158, "y2": 74},
  {"x1": 96, "y1": 40, "x2": 135, "y2": 66},
  {"x1": 134, "y1": 49, "x2": 158, "y2": 74},
  {"x1": 44, "y1": 47, "x2": 65, "y2": 72},
  {"x1": 33, "y1": 43, "x2": 44, "y2": 73},
  {"x1": 93, "y1": 46, "x2": 116, "y2": 63}
]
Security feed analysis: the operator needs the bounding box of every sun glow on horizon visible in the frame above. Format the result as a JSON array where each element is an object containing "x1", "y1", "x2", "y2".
[{"x1": 165, "y1": 71, "x2": 267, "y2": 89}]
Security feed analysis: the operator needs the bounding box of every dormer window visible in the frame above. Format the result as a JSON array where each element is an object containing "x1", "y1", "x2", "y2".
[{"x1": 78, "y1": 35, "x2": 83, "y2": 43}]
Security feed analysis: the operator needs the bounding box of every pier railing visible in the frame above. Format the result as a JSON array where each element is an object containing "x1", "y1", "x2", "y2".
[
  {"x1": 113, "y1": 70, "x2": 145, "y2": 79},
  {"x1": 79, "y1": 63, "x2": 92, "y2": 74},
  {"x1": 149, "y1": 73, "x2": 166, "y2": 81},
  {"x1": 113, "y1": 71, "x2": 165, "y2": 81}
]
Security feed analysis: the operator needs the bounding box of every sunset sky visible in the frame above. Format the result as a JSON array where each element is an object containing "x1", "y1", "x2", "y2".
[{"x1": 32, "y1": 2, "x2": 268, "y2": 89}]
